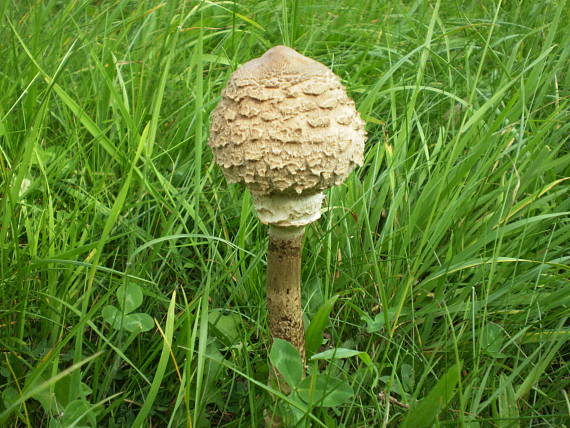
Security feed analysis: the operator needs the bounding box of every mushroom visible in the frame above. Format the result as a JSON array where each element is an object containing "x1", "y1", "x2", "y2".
[{"x1": 209, "y1": 46, "x2": 366, "y2": 362}]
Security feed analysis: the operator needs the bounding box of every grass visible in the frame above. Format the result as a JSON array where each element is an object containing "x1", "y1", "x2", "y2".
[{"x1": 1, "y1": 0, "x2": 569, "y2": 426}]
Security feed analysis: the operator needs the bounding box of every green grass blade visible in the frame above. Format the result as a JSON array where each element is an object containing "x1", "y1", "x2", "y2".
[
  {"x1": 401, "y1": 363, "x2": 462, "y2": 428},
  {"x1": 131, "y1": 291, "x2": 177, "y2": 428}
]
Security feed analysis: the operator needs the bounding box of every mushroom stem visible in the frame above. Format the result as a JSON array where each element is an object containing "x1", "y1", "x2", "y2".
[{"x1": 266, "y1": 225, "x2": 305, "y2": 362}]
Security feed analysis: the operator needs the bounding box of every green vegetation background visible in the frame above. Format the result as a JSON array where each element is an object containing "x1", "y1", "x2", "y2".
[{"x1": 0, "y1": 0, "x2": 568, "y2": 426}]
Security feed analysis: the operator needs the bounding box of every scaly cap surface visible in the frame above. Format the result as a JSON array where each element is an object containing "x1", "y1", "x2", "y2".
[{"x1": 208, "y1": 45, "x2": 366, "y2": 198}]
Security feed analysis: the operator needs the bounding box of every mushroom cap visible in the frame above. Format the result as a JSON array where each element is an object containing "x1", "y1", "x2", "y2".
[{"x1": 208, "y1": 45, "x2": 366, "y2": 197}]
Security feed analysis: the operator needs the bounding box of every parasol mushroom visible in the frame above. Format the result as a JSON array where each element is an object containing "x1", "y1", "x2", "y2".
[{"x1": 208, "y1": 45, "x2": 366, "y2": 362}]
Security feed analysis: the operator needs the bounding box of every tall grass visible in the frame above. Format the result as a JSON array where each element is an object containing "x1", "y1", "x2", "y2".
[{"x1": 1, "y1": 0, "x2": 568, "y2": 426}]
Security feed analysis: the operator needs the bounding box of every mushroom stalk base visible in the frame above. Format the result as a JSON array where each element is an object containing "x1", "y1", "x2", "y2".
[{"x1": 267, "y1": 225, "x2": 305, "y2": 361}]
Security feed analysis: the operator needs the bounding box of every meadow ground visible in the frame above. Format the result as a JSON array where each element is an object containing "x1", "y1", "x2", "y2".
[{"x1": 0, "y1": 0, "x2": 569, "y2": 426}]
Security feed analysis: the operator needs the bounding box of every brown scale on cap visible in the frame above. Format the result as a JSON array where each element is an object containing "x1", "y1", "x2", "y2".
[{"x1": 208, "y1": 45, "x2": 366, "y2": 196}]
